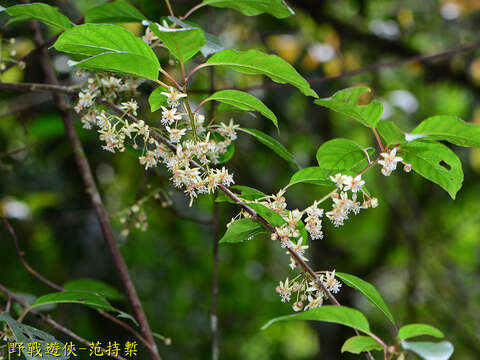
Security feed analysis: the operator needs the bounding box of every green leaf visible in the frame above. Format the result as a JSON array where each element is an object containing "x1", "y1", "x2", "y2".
[
  {"x1": 288, "y1": 166, "x2": 332, "y2": 187},
  {"x1": 201, "y1": 0, "x2": 294, "y2": 18},
  {"x1": 239, "y1": 128, "x2": 299, "y2": 168},
  {"x1": 401, "y1": 340, "x2": 454, "y2": 360},
  {"x1": 262, "y1": 305, "x2": 371, "y2": 334},
  {"x1": 30, "y1": 291, "x2": 137, "y2": 325},
  {"x1": 63, "y1": 278, "x2": 125, "y2": 301},
  {"x1": 341, "y1": 336, "x2": 383, "y2": 354},
  {"x1": 219, "y1": 218, "x2": 268, "y2": 244},
  {"x1": 335, "y1": 272, "x2": 395, "y2": 325},
  {"x1": 398, "y1": 324, "x2": 444, "y2": 341},
  {"x1": 315, "y1": 87, "x2": 383, "y2": 128},
  {"x1": 206, "y1": 49, "x2": 317, "y2": 98},
  {"x1": 204, "y1": 90, "x2": 278, "y2": 127},
  {"x1": 216, "y1": 185, "x2": 266, "y2": 203},
  {"x1": 54, "y1": 24, "x2": 160, "y2": 80},
  {"x1": 377, "y1": 120, "x2": 406, "y2": 145},
  {"x1": 400, "y1": 141, "x2": 463, "y2": 199},
  {"x1": 247, "y1": 203, "x2": 285, "y2": 227},
  {"x1": 410, "y1": 115, "x2": 480, "y2": 147},
  {"x1": 316, "y1": 138, "x2": 372, "y2": 175},
  {"x1": 167, "y1": 16, "x2": 225, "y2": 57},
  {"x1": 148, "y1": 86, "x2": 168, "y2": 112},
  {"x1": 149, "y1": 22, "x2": 206, "y2": 63},
  {"x1": 85, "y1": 0, "x2": 146, "y2": 23},
  {"x1": 6, "y1": 3, "x2": 73, "y2": 31},
  {"x1": 0, "y1": 312, "x2": 70, "y2": 360}
]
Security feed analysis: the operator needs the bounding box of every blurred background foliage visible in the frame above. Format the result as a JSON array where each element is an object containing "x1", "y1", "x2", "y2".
[{"x1": 0, "y1": 0, "x2": 479, "y2": 359}]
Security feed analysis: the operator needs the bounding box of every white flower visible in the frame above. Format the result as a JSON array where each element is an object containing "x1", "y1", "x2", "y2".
[
  {"x1": 161, "y1": 87, "x2": 187, "y2": 108},
  {"x1": 304, "y1": 293, "x2": 323, "y2": 310},
  {"x1": 330, "y1": 173, "x2": 347, "y2": 189},
  {"x1": 378, "y1": 147, "x2": 403, "y2": 175},
  {"x1": 161, "y1": 106, "x2": 182, "y2": 126},
  {"x1": 276, "y1": 278, "x2": 292, "y2": 302},
  {"x1": 218, "y1": 119, "x2": 240, "y2": 140},
  {"x1": 139, "y1": 150, "x2": 158, "y2": 170},
  {"x1": 343, "y1": 175, "x2": 365, "y2": 193},
  {"x1": 120, "y1": 100, "x2": 139, "y2": 116},
  {"x1": 322, "y1": 270, "x2": 342, "y2": 294},
  {"x1": 166, "y1": 126, "x2": 186, "y2": 143}
]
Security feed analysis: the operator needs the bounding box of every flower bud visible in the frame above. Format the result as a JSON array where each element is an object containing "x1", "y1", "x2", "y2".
[
  {"x1": 292, "y1": 301, "x2": 303, "y2": 312},
  {"x1": 403, "y1": 163, "x2": 412, "y2": 172}
]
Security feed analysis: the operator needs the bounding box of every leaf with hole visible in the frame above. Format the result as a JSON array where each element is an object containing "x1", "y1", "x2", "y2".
[
  {"x1": 0, "y1": 312, "x2": 70, "y2": 360},
  {"x1": 401, "y1": 340, "x2": 454, "y2": 360},
  {"x1": 219, "y1": 218, "x2": 268, "y2": 244},
  {"x1": 341, "y1": 335, "x2": 383, "y2": 354},
  {"x1": 410, "y1": 115, "x2": 480, "y2": 147},
  {"x1": 262, "y1": 305, "x2": 371, "y2": 334},
  {"x1": 54, "y1": 24, "x2": 160, "y2": 80},
  {"x1": 6, "y1": 3, "x2": 72, "y2": 30},
  {"x1": 399, "y1": 141, "x2": 463, "y2": 199},
  {"x1": 398, "y1": 324, "x2": 444, "y2": 341},
  {"x1": 204, "y1": 90, "x2": 278, "y2": 127},
  {"x1": 149, "y1": 21, "x2": 205, "y2": 62},
  {"x1": 85, "y1": 0, "x2": 146, "y2": 23},
  {"x1": 206, "y1": 49, "x2": 317, "y2": 97},
  {"x1": 315, "y1": 87, "x2": 383, "y2": 128},
  {"x1": 336, "y1": 272, "x2": 395, "y2": 325},
  {"x1": 200, "y1": 0, "x2": 294, "y2": 18}
]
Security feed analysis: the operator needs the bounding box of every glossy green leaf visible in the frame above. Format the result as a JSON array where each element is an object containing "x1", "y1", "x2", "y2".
[
  {"x1": 341, "y1": 336, "x2": 383, "y2": 354},
  {"x1": 316, "y1": 138, "x2": 372, "y2": 175},
  {"x1": 411, "y1": 115, "x2": 480, "y2": 147},
  {"x1": 398, "y1": 324, "x2": 444, "y2": 341},
  {"x1": 239, "y1": 128, "x2": 299, "y2": 168},
  {"x1": 377, "y1": 120, "x2": 405, "y2": 145},
  {"x1": 0, "y1": 312, "x2": 69, "y2": 360},
  {"x1": 54, "y1": 24, "x2": 160, "y2": 80},
  {"x1": 402, "y1": 340, "x2": 454, "y2": 360},
  {"x1": 336, "y1": 272, "x2": 395, "y2": 325},
  {"x1": 219, "y1": 218, "x2": 268, "y2": 244},
  {"x1": 247, "y1": 203, "x2": 285, "y2": 227},
  {"x1": 206, "y1": 49, "x2": 317, "y2": 98},
  {"x1": 315, "y1": 87, "x2": 383, "y2": 128},
  {"x1": 204, "y1": 90, "x2": 278, "y2": 127},
  {"x1": 168, "y1": 16, "x2": 225, "y2": 57},
  {"x1": 216, "y1": 185, "x2": 266, "y2": 203},
  {"x1": 262, "y1": 305, "x2": 371, "y2": 334},
  {"x1": 149, "y1": 22, "x2": 205, "y2": 62},
  {"x1": 201, "y1": 0, "x2": 294, "y2": 18},
  {"x1": 63, "y1": 278, "x2": 125, "y2": 301},
  {"x1": 85, "y1": 0, "x2": 146, "y2": 23},
  {"x1": 6, "y1": 3, "x2": 72, "y2": 30},
  {"x1": 288, "y1": 166, "x2": 332, "y2": 187},
  {"x1": 400, "y1": 141, "x2": 463, "y2": 199},
  {"x1": 148, "y1": 86, "x2": 168, "y2": 112}
]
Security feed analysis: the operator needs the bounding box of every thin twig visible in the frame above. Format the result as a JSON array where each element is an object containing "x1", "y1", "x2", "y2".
[
  {"x1": 0, "y1": 283, "x2": 127, "y2": 360},
  {"x1": 26, "y1": 13, "x2": 161, "y2": 360}
]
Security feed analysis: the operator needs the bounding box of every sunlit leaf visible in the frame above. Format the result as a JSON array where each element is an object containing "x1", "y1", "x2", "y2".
[
  {"x1": 85, "y1": 0, "x2": 146, "y2": 23},
  {"x1": 288, "y1": 166, "x2": 332, "y2": 187},
  {"x1": 6, "y1": 3, "x2": 72, "y2": 30},
  {"x1": 219, "y1": 218, "x2": 268, "y2": 244},
  {"x1": 316, "y1": 138, "x2": 372, "y2": 175},
  {"x1": 148, "y1": 86, "x2": 168, "y2": 112},
  {"x1": 341, "y1": 335, "x2": 383, "y2": 354},
  {"x1": 377, "y1": 120, "x2": 405, "y2": 146},
  {"x1": 398, "y1": 324, "x2": 444, "y2": 341},
  {"x1": 201, "y1": 0, "x2": 294, "y2": 18}
]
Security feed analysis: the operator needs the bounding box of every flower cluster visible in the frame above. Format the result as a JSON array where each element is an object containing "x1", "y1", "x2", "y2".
[
  {"x1": 276, "y1": 271, "x2": 342, "y2": 312},
  {"x1": 0, "y1": 37, "x2": 25, "y2": 71},
  {"x1": 378, "y1": 147, "x2": 405, "y2": 176}
]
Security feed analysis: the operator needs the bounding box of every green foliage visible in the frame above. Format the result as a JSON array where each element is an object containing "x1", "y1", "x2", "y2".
[
  {"x1": 63, "y1": 278, "x2": 125, "y2": 301},
  {"x1": 316, "y1": 138, "x2": 372, "y2": 175},
  {"x1": 148, "y1": 86, "x2": 168, "y2": 112},
  {"x1": 54, "y1": 24, "x2": 160, "y2": 80},
  {"x1": 201, "y1": 0, "x2": 294, "y2": 18},
  {"x1": 288, "y1": 167, "x2": 332, "y2": 187},
  {"x1": 204, "y1": 90, "x2": 278, "y2": 127},
  {"x1": 401, "y1": 340, "x2": 454, "y2": 360},
  {"x1": 341, "y1": 335, "x2": 383, "y2": 354},
  {"x1": 262, "y1": 305, "x2": 371, "y2": 334},
  {"x1": 216, "y1": 185, "x2": 266, "y2": 203},
  {"x1": 411, "y1": 115, "x2": 480, "y2": 147},
  {"x1": 0, "y1": 312, "x2": 69, "y2": 360},
  {"x1": 206, "y1": 49, "x2": 317, "y2": 97},
  {"x1": 315, "y1": 87, "x2": 383, "y2": 128},
  {"x1": 85, "y1": 0, "x2": 146, "y2": 23},
  {"x1": 377, "y1": 120, "x2": 405, "y2": 146},
  {"x1": 238, "y1": 128, "x2": 299, "y2": 167},
  {"x1": 335, "y1": 272, "x2": 395, "y2": 325},
  {"x1": 6, "y1": 3, "x2": 72, "y2": 30},
  {"x1": 400, "y1": 141, "x2": 463, "y2": 199},
  {"x1": 149, "y1": 22, "x2": 206, "y2": 63},
  {"x1": 219, "y1": 218, "x2": 268, "y2": 244},
  {"x1": 397, "y1": 324, "x2": 444, "y2": 341}
]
